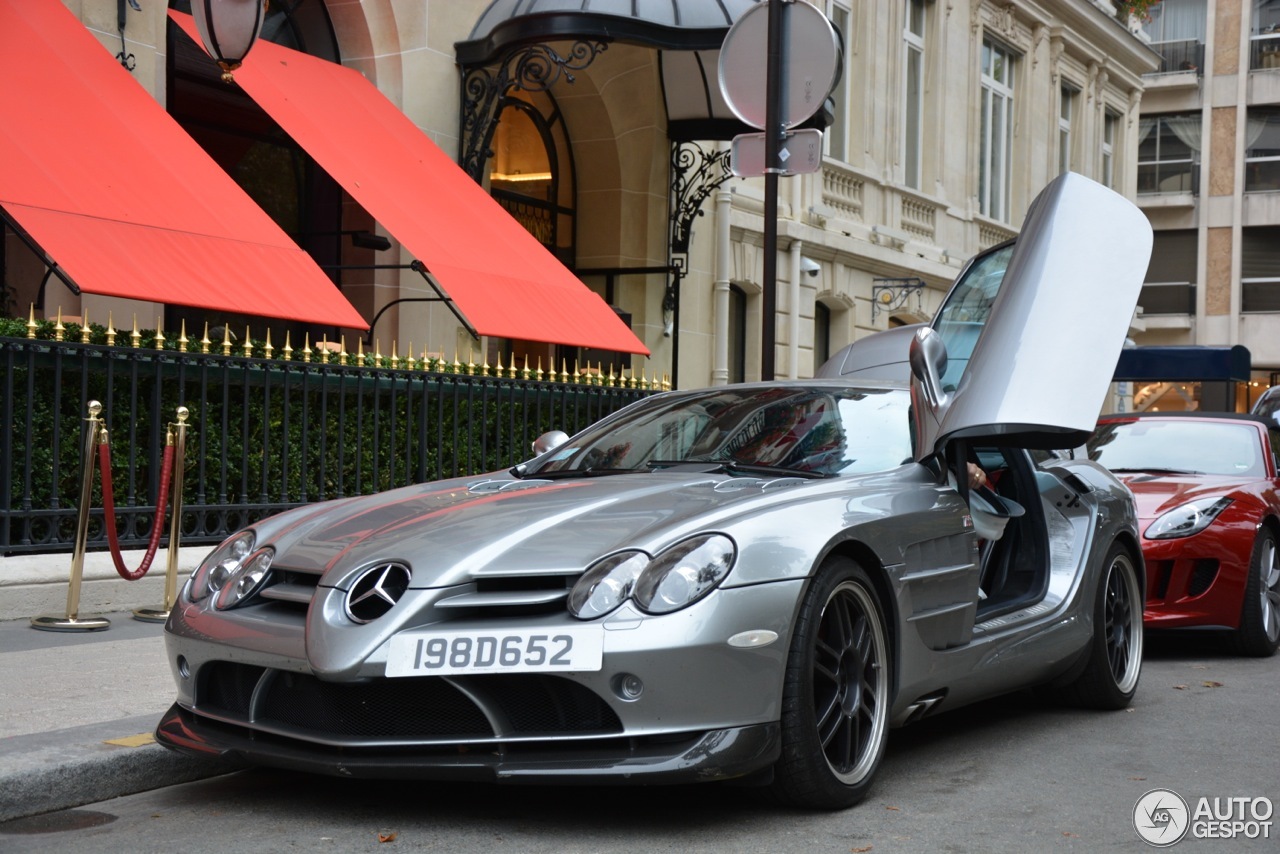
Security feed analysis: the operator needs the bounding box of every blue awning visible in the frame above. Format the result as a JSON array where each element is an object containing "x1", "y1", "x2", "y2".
[{"x1": 1114, "y1": 345, "x2": 1252, "y2": 382}]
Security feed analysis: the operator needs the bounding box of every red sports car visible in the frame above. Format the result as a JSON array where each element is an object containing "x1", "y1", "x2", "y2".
[{"x1": 1089, "y1": 413, "x2": 1280, "y2": 656}]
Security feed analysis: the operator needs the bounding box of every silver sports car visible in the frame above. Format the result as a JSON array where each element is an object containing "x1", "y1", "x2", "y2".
[{"x1": 157, "y1": 173, "x2": 1152, "y2": 809}]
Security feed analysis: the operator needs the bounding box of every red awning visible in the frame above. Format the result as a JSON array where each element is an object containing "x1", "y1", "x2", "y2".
[
  {"x1": 0, "y1": 0, "x2": 366, "y2": 329},
  {"x1": 171, "y1": 11, "x2": 649, "y2": 356}
]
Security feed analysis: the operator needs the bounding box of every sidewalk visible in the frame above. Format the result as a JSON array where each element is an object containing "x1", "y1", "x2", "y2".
[{"x1": 0, "y1": 548, "x2": 243, "y2": 822}]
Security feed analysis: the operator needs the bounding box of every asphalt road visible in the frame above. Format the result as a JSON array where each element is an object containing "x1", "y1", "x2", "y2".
[{"x1": 0, "y1": 632, "x2": 1275, "y2": 854}]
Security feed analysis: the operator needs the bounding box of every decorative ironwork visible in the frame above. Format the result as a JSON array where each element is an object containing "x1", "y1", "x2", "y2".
[
  {"x1": 459, "y1": 40, "x2": 608, "y2": 183},
  {"x1": 871, "y1": 277, "x2": 926, "y2": 322},
  {"x1": 115, "y1": 0, "x2": 139, "y2": 72},
  {"x1": 664, "y1": 141, "x2": 734, "y2": 327},
  {"x1": 669, "y1": 142, "x2": 733, "y2": 257},
  {"x1": 494, "y1": 194, "x2": 555, "y2": 245}
]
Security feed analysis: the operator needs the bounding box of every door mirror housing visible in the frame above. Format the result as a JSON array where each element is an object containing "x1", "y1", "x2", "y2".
[
  {"x1": 909, "y1": 326, "x2": 950, "y2": 411},
  {"x1": 532, "y1": 430, "x2": 570, "y2": 456}
]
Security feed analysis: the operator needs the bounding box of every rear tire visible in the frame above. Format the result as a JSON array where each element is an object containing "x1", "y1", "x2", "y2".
[
  {"x1": 1059, "y1": 542, "x2": 1143, "y2": 709},
  {"x1": 771, "y1": 557, "x2": 890, "y2": 810},
  {"x1": 1231, "y1": 527, "x2": 1280, "y2": 657}
]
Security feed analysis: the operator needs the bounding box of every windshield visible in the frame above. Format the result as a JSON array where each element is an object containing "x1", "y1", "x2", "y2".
[
  {"x1": 934, "y1": 242, "x2": 1014, "y2": 390},
  {"x1": 527, "y1": 386, "x2": 912, "y2": 478},
  {"x1": 1254, "y1": 388, "x2": 1280, "y2": 426},
  {"x1": 1088, "y1": 419, "x2": 1266, "y2": 477}
]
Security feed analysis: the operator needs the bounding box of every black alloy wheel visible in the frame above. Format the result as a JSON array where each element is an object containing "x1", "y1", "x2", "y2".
[
  {"x1": 1232, "y1": 526, "x2": 1280, "y2": 657},
  {"x1": 773, "y1": 557, "x2": 890, "y2": 810},
  {"x1": 1060, "y1": 542, "x2": 1143, "y2": 709}
]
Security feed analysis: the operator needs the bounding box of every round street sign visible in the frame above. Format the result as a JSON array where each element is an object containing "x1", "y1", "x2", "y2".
[{"x1": 718, "y1": 0, "x2": 841, "y2": 130}]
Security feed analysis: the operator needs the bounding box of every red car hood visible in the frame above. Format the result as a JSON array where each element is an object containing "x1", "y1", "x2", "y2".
[{"x1": 1119, "y1": 474, "x2": 1254, "y2": 521}]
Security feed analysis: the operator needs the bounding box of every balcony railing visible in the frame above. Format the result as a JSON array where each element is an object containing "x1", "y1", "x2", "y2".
[
  {"x1": 1252, "y1": 32, "x2": 1280, "y2": 71},
  {"x1": 1139, "y1": 282, "x2": 1196, "y2": 315},
  {"x1": 1243, "y1": 278, "x2": 1280, "y2": 312},
  {"x1": 1147, "y1": 39, "x2": 1205, "y2": 76},
  {"x1": 1137, "y1": 160, "x2": 1199, "y2": 196},
  {"x1": 1245, "y1": 157, "x2": 1280, "y2": 192}
]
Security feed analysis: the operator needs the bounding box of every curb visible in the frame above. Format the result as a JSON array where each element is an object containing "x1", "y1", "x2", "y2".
[{"x1": 0, "y1": 713, "x2": 244, "y2": 822}]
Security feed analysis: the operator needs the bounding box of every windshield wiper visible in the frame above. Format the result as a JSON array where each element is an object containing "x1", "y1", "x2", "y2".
[
  {"x1": 646, "y1": 459, "x2": 827, "y2": 480},
  {"x1": 1106, "y1": 467, "x2": 1204, "y2": 476},
  {"x1": 526, "y1": 467, "x2": 639, "y2": 480}
]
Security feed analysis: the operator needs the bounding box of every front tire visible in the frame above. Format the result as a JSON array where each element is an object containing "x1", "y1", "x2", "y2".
[
  {"x1": 772, "y1": 558, "x2": 890, "y2": 810},
  {"x1": 1231, "y1": 526, "x2": 1280, "y2": 657},
  {"x1": 1060, "y1": 542, "x2": 1143, "y2": 709}
]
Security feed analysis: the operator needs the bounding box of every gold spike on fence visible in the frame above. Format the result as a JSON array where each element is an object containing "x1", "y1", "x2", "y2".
[{"x1": 18, "y1": 305, "x2": 660, "y2": 390}]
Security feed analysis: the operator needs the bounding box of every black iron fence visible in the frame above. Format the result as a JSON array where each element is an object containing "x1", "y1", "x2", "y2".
[{"x1": 1, "y1": 329, "x2": 656, "y2": 555}]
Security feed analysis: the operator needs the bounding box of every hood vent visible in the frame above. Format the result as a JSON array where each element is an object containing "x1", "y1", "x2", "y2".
[{"x1": 467, "y1": 478, "x2": 554, "y2": 493}]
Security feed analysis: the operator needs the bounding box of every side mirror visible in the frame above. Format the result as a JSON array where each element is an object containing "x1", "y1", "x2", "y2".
[
  {"x1": 908, "y1": 327, "x2": 950, "y2": 411},
  {"x1": 531, "y1": 430, "x2": 569, "y2": 457}
]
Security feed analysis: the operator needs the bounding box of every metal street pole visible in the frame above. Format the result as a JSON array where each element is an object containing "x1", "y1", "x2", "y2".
[{"x1": 761, "y1": 0, "x2": 785, "y2": 381}]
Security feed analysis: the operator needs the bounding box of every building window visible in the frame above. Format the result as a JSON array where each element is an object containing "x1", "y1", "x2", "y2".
[
  {"x1": 488, "y1": 91, "x2": 575, "y2": 268},
  {"x1": 485, "y1": 89, "x2": 580, "y2": 372},
  {"x1": 1246, "y1": 108, "x2": 1280, "y2": 191},
  {"x1": 1141, "y1": 230, "x2": 1197, "y2": 315},
  {"x1": 979, "y1": 39, "x2": 1014, "y2": 222},
  {"x1": 1251, "y1": 0, "x2": 1280, "y2": 70},
  {"x1": 1243, "y1": 226, "x2": 1280, "y2": 312},
  {"x1": 1143, "y1": 0, "x2": 1207, "y2": 74},
  {"x1": 814, "y1": 301, "x2": 832, "y2": 371},
  {"x1": 827, "y1": 3, "x2": 851, "y2": 162},
  {"x1": 1059, "y1": 86, "x2": 1074, "y2": 175},
  {"x1": 729, "y1": 285, "x2": 747, "y2": 383},
  {"x1": 1102, "y1": 111, "x2": 1117, "y2": 188},
  {"x1": 903, "y1": 0, "x2": 925, "y2": 189},
  {"x1": 1137, "y1": 113, "x2": 1200, "y2": 195}
]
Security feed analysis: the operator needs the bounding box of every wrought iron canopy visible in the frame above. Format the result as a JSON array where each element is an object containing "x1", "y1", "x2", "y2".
[
  {"x1": 456, "y1": 0, "x2": 833, "y2": 143},
  {"x1": 457, "y1": 0, "x2": 757, "y2": 65}
]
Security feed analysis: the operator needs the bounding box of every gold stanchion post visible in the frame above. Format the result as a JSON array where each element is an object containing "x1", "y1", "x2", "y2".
[
  {"x1": 134, "y1": 407, "x2": 188, "y2": 623},
  {"x1": 31, "y1": 401, "x2": 111, "y2": 631}
]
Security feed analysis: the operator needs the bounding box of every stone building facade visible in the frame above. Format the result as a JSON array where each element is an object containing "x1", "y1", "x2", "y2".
[
  {"x1": 1133, "y1": 0, "x2": 1280, "y2": 409},
  {"x1": 6, "y1": 1, "x2": 1157, "y2": 389}
]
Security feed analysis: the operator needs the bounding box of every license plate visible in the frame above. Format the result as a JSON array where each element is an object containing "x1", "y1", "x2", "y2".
[{"x1": 386, "y1": 626, "x2": 604, "y2": 677}]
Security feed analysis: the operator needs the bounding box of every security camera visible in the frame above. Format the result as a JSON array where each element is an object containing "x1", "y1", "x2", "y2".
[{"x1": 800, "y1": 256, "x2": 821, "y2": 278}]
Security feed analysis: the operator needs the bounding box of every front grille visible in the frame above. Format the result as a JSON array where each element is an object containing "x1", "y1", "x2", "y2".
[
  {"x1": 467, "y1": 674, "x2": 621, "y2": 734},
  {"x1": 201, "y1": 661, "x2": 263, "y2": 714},
  {"x1": 243, "y1": 562, "x2": 581, "y2": 620},
  {"x1": 196, "y1": 661, "x2": 622, "y2": 742},
  {"x1": 1149, "y1": 559, "x2": 1174, "y2": 600},
  {"x1": 1188, "y1": 558, "x2": 1219, "y2": 597},
  {"x1": 252, "y1": 566, "x2": 324, "y2": 614},
  {"x1": 262, "y1": 671, "x2": 493, "y2": 737}
]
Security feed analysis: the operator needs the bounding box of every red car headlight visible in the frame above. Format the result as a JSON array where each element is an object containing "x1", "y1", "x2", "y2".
[{"x1": 1145, "y1": 497, "x2": 1233, "y2": 540}]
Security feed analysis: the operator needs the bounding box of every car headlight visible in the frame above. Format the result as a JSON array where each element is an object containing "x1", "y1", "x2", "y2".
[
  {"x1": 633, "y1": 534, "x2": 736, "y2": 615},
  {"x1": 215, "y1": 547, "x2": 275, "y2": 609},
  {"x1": 186, "y1": 531, "x2": 255, "y2": 603},
  {"x1": 1145, "y1": 497, "x2": 1233, "y2": 540},
  {"x1": 568, "y1": 551, "x2": 648, "y2": 619}
]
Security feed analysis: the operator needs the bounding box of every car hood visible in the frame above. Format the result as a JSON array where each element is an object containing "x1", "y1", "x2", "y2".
[
  {"x1": 251, "y1": 470, "x2": 836, "y2": 588},
  {"x1": 1118, "y1": 474, "x2": 1254, "y2": 520}
]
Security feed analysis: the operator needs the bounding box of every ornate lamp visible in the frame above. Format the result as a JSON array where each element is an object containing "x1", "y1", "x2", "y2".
[
  {"x1": 871, "y1": 277, "x2": 926, "y2": 322},
  {"x1": 191, "y1": 0, "x2": 267, "y2": 83}
]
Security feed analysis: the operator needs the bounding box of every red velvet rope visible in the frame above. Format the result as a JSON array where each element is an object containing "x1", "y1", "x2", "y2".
[{"x1": 98, "y1": 440, "x2": 176, "y2": 581}]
